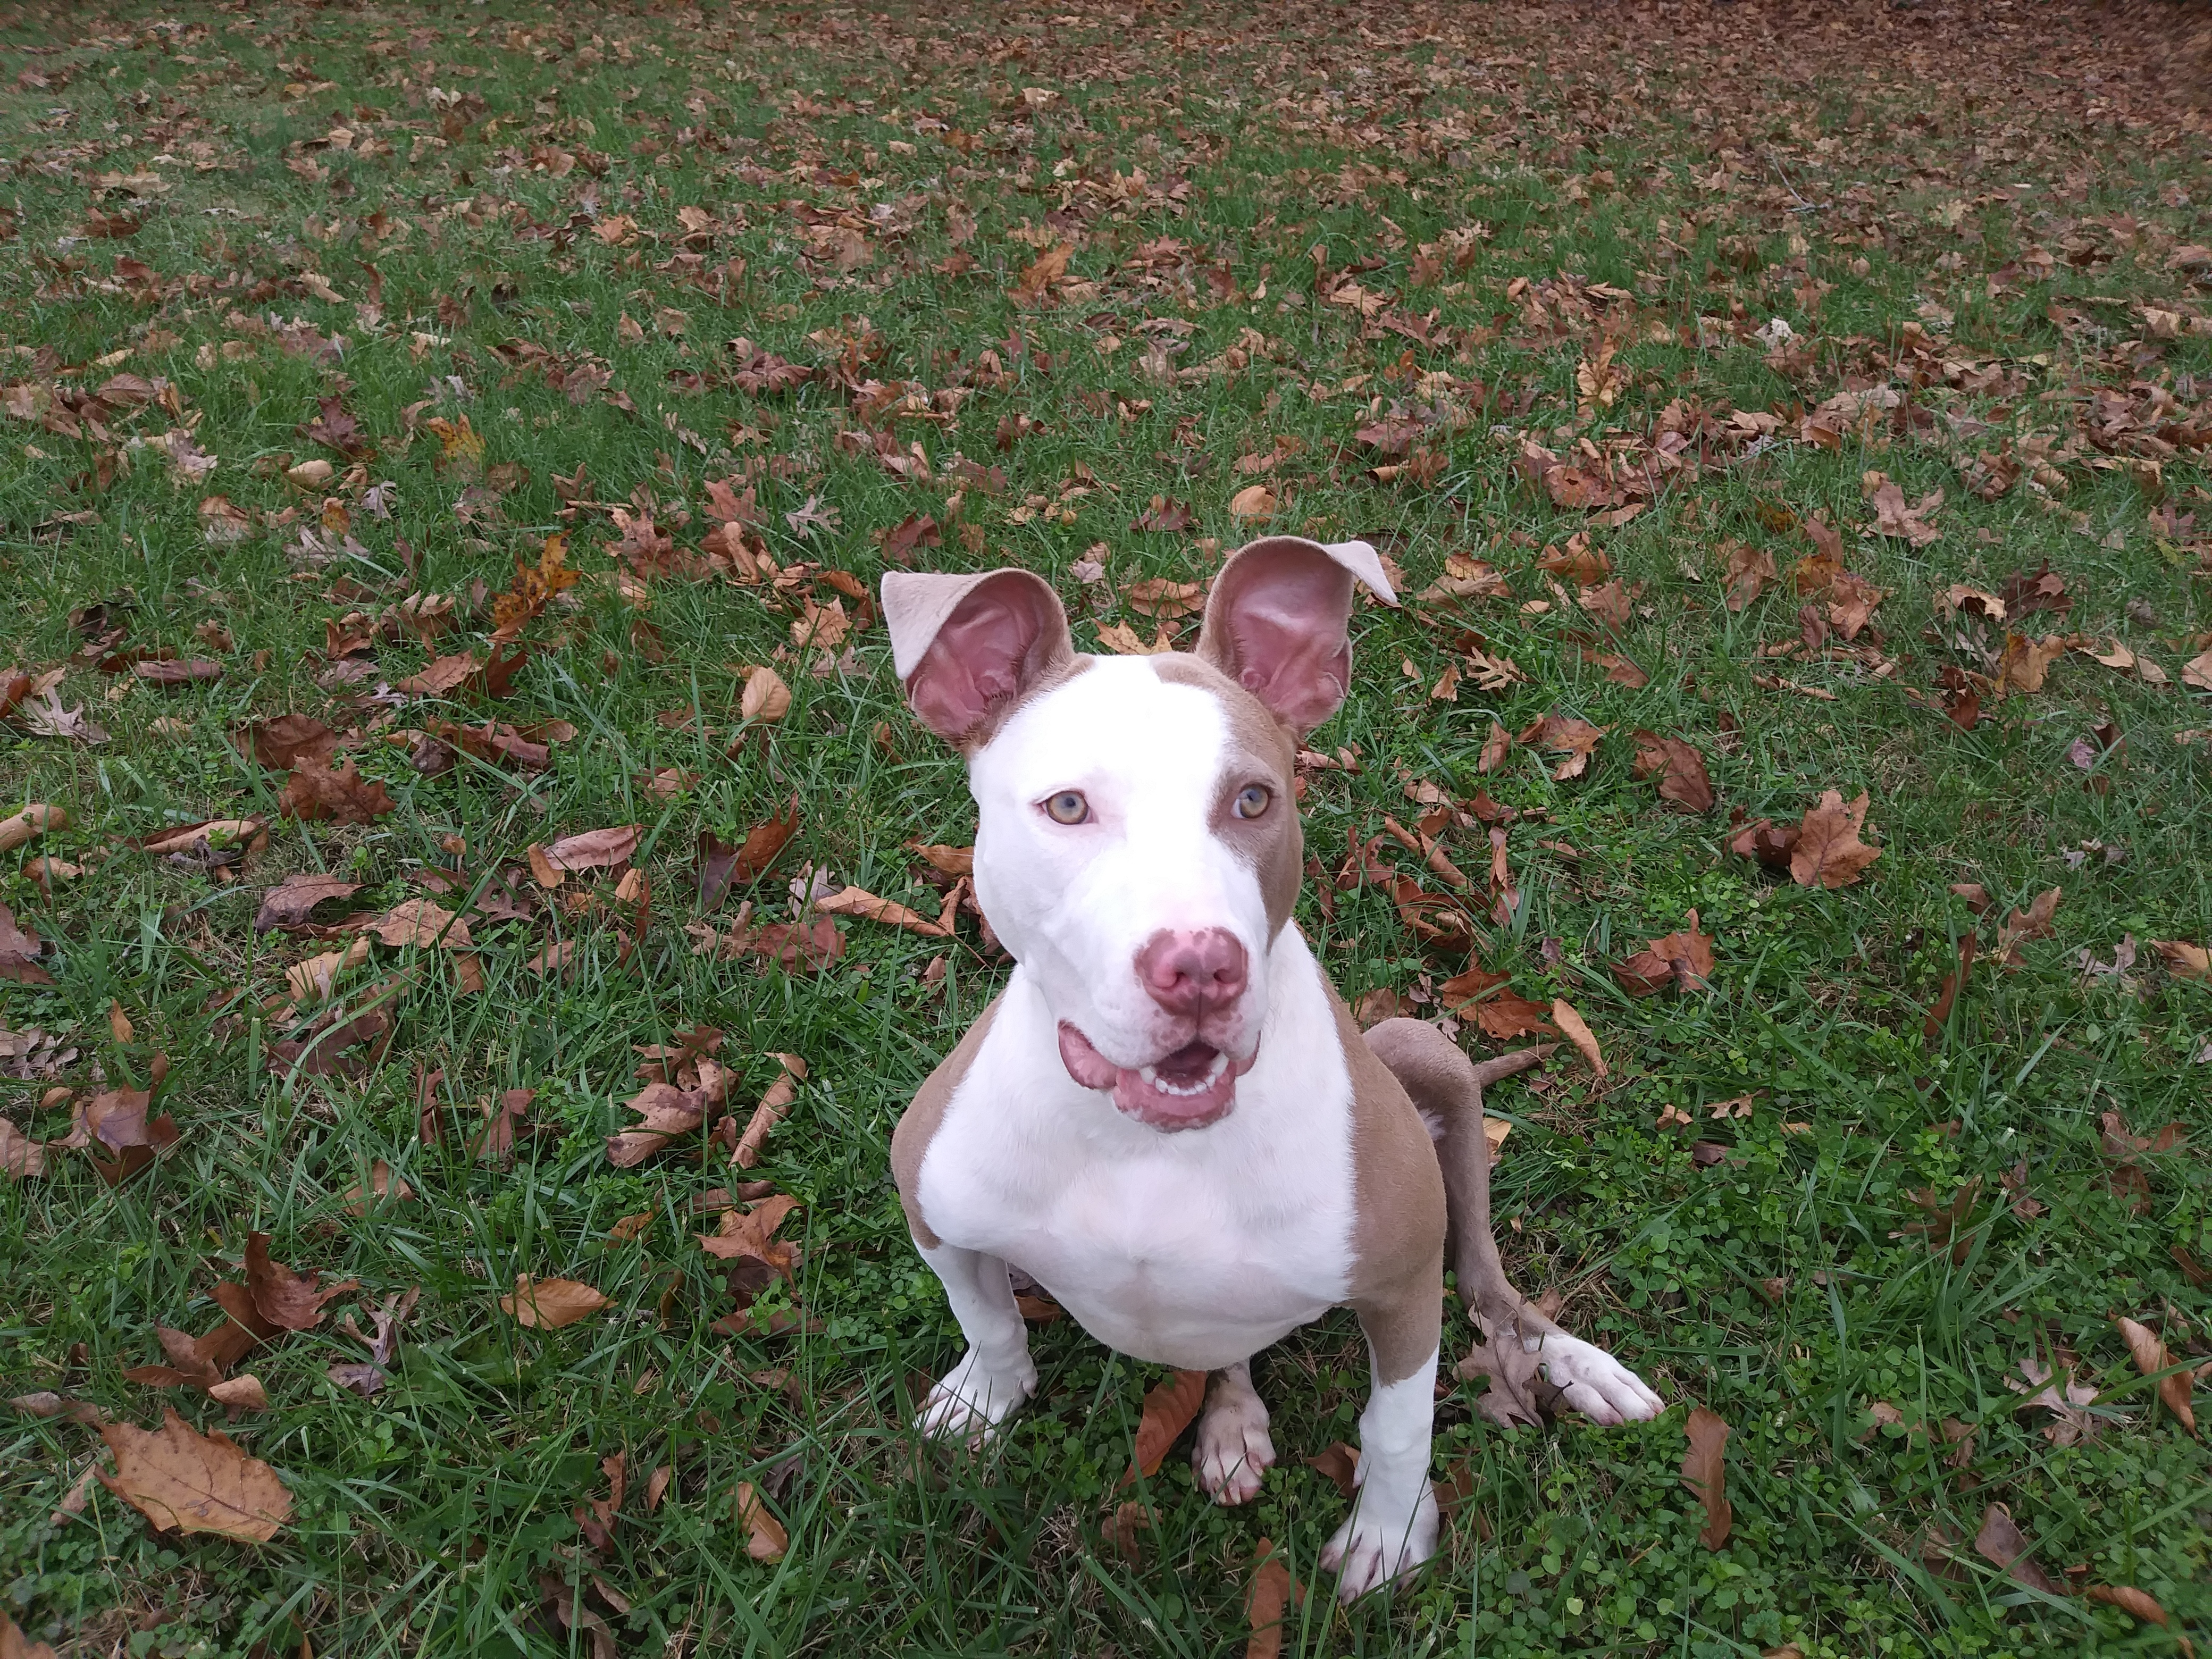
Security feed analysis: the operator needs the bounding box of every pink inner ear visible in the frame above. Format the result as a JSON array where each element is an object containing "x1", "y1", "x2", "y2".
[
  {"x1": 1214, "y1": 554, "x2": 1355, "y2": 733},
  {"x1": 906, "y1": 577, "x2": 1058, "y2": 739}
]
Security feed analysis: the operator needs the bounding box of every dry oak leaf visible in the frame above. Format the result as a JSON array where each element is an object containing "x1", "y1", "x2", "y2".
[
  {"x1": 1721, "y1": 540, "x2": 1777, "y2": 611},
  {"x1": 372, "y1": 899, "x2": 472, "y2": 950},
  {"x1": 1680, "y1": 1405, "x2": 1732, "y2": 1549},
  {"x1": 1477, "y1": 720, "x2": 1512, "y2": 774},
  {"x1": 814, "y1": 884, "x2": 955, "y2": 937},
  {"x1": 234, "y1": 713, "x2": 337, "y2": 770},
  {"x1": 1126, "y1": 1368, "x2": 1209, "y2": 1484},
  {"x1": 547, "y1": 824, "x2": 642, "y2": 872},
  {"x1": 1517, "y1": 714, "x2": 1607, "y2": 781},
  {"x1": 499, "y1": 1275, "x2": 609, "y2": 1329},
  {"x1": 733, "y1": 1053, "x2": 808, "y2": 1169},
  {"x1": 607, "y1": 1081, "x2": 711, "y2": 1168},
  {"x1": 1865, "y1": 477, "x2": 1942, "y2": 547},
  {"x1": 1476, "y1": 992, "x2": 1555, "y2": 1041},
  {"x1": 2153, "y1": 940, "x2": 2211, "y2": 981},
  {"x1": 908, "y1": 843, "x2": 975, "y2": 877},
  {"x1": 1244, "y1": 1537, "x2": 1295, "y2": 1659},
  {"x1": 1789, "y1": 791, "x2": 1880, "y2": 890},
  {"x1": 3, "y1": 1612, "x2": 60, "y2": 1659},
  {"x1": 1996, "y1": 633, "x2": 2069, "y2": 697},
  {"x1": 134, "y1": 658, "x2": 224, "y2": 690},
  {"x1": 2183, "y1": 649, "x2": 2212, "y2": 693},
  {"x1": 245, "y1": 1232, "x2": 361, "y2": 1331},
  {"x1": 699, "y1": 1193, "x2": 802, "y2": 1275},
  {"x1": 279, "y1": 758, "x2": 395, "y2": 825},
  {"x1": 1995, "y1": 887, "x2": 2062, "y2": 967},
  {"x1": 1613, "y1": 912, "x2": 1716, "y2": 996},
  {"x1": 253, "y1": 873, "x2": 363, "y2": 933},
  {"x1": 1096, "y1": 620, "x2": 1176, "y2": 655},
  {"x1": 0, "y1": 903, "x2": 52, "y2": 984},
  {"x1": 2113, "y1": 1317, "x2": 2196, "y2": 1435},
  {"x1": 1631, "y1": 732, "x2": 1715, "y2": 813},
  {"x1": 1549, "y1": 999, "x2": 1607, "y2": 1078},
  {"x1": 1972, "y1": 1503, "x2": 2062, "y2": 1595},
  {"x1": 1227, "y1": 484, "x2": 1277, "y2": 519},
  {"x1": 98, "y1": 1407, "x2": 292, "y2": 1542},
  {"x1": 735, "y1": 1481, "x2": 789, "y2": 1562},
  {"x1": 2083, "y1": 1585, "x2": 2182, "y2": 1638},
  {"x1": 1, "y1": 1119, "x2": 51, "y2": 1180},
  {"x1": 0, "y1": 803, "x2": 66, "y2": 856}
]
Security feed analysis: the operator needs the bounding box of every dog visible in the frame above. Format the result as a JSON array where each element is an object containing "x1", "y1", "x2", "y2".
[{"x1": 879, "y1": 535, "x2": 1663, "y2": 1598}]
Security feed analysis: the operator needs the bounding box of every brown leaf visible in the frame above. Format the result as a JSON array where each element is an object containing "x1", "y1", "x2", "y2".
[
  {"x1": 1680, "y1": 1406, "x2": 1731, "y2": 1549},
  {"x1": 547, "y1": 824, "x2": 642, "y2": 872},
  {"x1": 1866, "y1": 479, "x2": 1941, "y2": 547},
  {"x1": 733, "y1": 1055, "x2": 807, "y2": 1169},
  {"x1": 234, "y1": 714, "x2": 337, "y2": 770},
  {"x1": 1973, "y1": 1503, "x2": 2061, "y2": 1595},
  {"x1": 372, "y1": 898, "x2": 472, "y2": 950},
  {"x1": 253, "y1": 873, "x2": 363, "y2": 933},
  {"x1": 607, "y1": 1082, "x2": 708, "y2": 1168},
  {"x1": 67, "y1": 1086, "x2": 180, "y2": 1184},
  {"x1": 1303, "y1": 1442, "x2": 1360, "y2": 1499},
  {"x1": 98, "y1": 1406, "x2": 292, "y2": 1541},
  {"x1": 907, "y1": 842, "x2": 975, "y2": 877},
  {"x1": 1127, "y1": 1369, "x2": 1208, "y2": 1481},
  {"x1": 0, "y1": 902, "x2": 52, "y2": 984},
  {"x1": 735, "y1": 1481, "x2": 789, "y2": 1562},
  {"x1": 133, "y1": 658, "x2": 224, "y2": 689},
  {"x1": 499, "y1": 1276, "x2": 609, "y2": 1329},
  {"x1": 1995, "y1": 633, "x2": 2068, "y2": 697},
  {"x1": 1244, "y1": 1538, "x2": 1294, "y2": 1659},
  {"x1": 245, "y1": 1232, "x2": 361, "y2": 1331},
  {"x1": 1827, "y1": 571, "x2": 1885, "y2": 640},
  {"x1": 1437, "y1": 962, "x2": 1508, "y2": 1011},
  {"x1": 1516, "y1": 714, "x2": 1607, "y2": 781},
  {"x1": 1477, "y1": 720, "x2": 1512, "y2": 774},
  {"x1": 2113, "y1": 1317, "x2": 2196, "y2": 1434},
  {"x1": 1789, "y1": 791, "x2": 1880, "y2": 889},
  {"x1": 279, "y1": 758, "x2": 395, "y2": 825},
  {"x1": 1996, "y1": 888, "x2": 2062, "y2": 966},
  {"x1": 2151, "y1": 940, "x2": 2210, "y2": 981},
  {"x1": 1227, "y1": 483, "x2": 1277, "y2": 519},
  {"x1": 1475, "y1": 992, "x2": 1555, "y2": 1041},
  {"x1": 815, "y1": 885, "x2": 953, "y2": 937},
  {"x1": 2083, "y1": 1585, "x2": 2178, "y2": 1633},
  {"x1": 1549, "y1": 999, "x2": 1607, "y2": 1077},
  {"x1": 1922, "y1": 936, "x2": 1976, "y2": 1041},
  {"x1": 1, "y1": 1119, "x2": 51, "y2": 1180},
  {"x1": 1631, "y1": 731, "x2": 1715, "y2": 812},
  {"x1": 748, "y1": 916, "x2": 844, "y2": 972},
  {"x1": 1721, "y1": 540, "x2": 1777, "y2": 611}
]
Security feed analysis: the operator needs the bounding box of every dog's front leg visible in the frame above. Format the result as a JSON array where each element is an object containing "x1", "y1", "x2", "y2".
[
  {"x1": 913, "y1": 1241, "x2": 1038, "y2": 1447},
  {"x1": 1322, "y1": 1285, "x2": 1443, "y2": 1599},
  {"x1": 1193, "y1": 1360, "x2": 1276, "y2": 1505}
]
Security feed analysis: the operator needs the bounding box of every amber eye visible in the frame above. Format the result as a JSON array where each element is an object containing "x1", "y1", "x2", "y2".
[
  {"x1": 1044, "y1": 790, "x2": 1090, "y2": 825},
  {"x1": 1234, "y1": 784, "x2": 1272, "y2": 820}
]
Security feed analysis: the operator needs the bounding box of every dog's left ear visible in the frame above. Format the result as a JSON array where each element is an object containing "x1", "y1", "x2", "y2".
[
  {"x1": 1196, "y1": 536, "x2": 1397, "y2": 736},
  {"x1": 881, "y1": 568, "x2": 1074, "y2": 745}
]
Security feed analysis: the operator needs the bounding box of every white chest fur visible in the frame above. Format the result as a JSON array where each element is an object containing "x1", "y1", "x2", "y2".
[{"x1": 916, "y1": 931, "x2": 1358, "y2": 1371}]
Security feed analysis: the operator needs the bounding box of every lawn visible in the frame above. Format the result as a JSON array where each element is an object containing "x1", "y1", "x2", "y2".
[{"x1": 2, "y1": 0, "x2": 2209, "y2": 1654}]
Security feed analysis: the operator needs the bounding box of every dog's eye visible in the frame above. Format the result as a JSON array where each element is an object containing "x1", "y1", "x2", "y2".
[
  {"x1": 1233, "y1": 784, "x2": 1272, "y2": 820},
  {"x1": 1043, "y1": 790, "x2": 1090, "y2": 825}
]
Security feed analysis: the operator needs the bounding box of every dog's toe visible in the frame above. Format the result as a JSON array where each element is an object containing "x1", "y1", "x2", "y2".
[
  {"x1": 1320, "y1": 1488, "x2": 1439, "y2": 1601},
  {"x1": 1541, "y1": 1336, "x2": 1664, "y2": 1425},
  {"x1": 1193, "y1": 1406, "x2": 1275, "y2": 1505},
  {"x1": 915, "y1": 1353, "x2": 1035, "y2": 1445}
]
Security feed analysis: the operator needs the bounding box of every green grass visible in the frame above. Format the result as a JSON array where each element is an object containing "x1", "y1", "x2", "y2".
[{"x1": 2, "y1": 2, "x2": 2209, "y2": 1655}]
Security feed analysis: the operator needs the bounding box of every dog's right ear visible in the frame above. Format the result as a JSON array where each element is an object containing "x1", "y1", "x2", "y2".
[{"x1": 881, "y1": 568, "x2": 1075, "y2": 744}]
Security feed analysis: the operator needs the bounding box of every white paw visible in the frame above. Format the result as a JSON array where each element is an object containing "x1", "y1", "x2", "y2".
[
  {"x1": 915, "y1": 1350, "x2": 1036, "y2": 1447},
  {"x1": 1537, "y1": 1335, "x2": 1664, "y2": 1425},
  {"x1": 1320, "y1": 1484, "x2": 1439, "y2": 1601},
  {"x1": 1192, "y1": 1402, "x2": 1275, "y2": 1506}
]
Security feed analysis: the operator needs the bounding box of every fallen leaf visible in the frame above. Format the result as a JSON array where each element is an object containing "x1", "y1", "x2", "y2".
[
  {"x1": 1549, "y1": 999, "x2": 1607, "y2": 1077},
  {"x1": 815, "y1": 885, "x2": 953, "y2": 937},
  {"x1": 1996, "y1": 887, "x2": 2061, "y2": 966},
  {"x1": 0, "y1": 903, "x2": 52, "y2": 984},
  {"x1": 1475, "y1": 992, "x2": 1555, "y2": 1041},
  {"x1": 245, "y1": 1233, "x2": 361, "y2": 1331},
  {"x1": 1, "y1": 1119, "x2": 51, "y2": 1180},
  {"x1": 234, "y1": 714, "x2": 338, "y2": 770},
  {"x1": 1631, "y1": 732, "x2": 1715, "y2": 812},
  {"x1": 1126, "y1": 1368, "x2": 1208, "y2": 1481},
  {"x1": 133, "y1": 658, "x2": 224, "y2": 690},
  {"x1": 2113, "y1": 1317, "x2": 2195, "y2": 1434},
  {"x1": 1722, "y1": 541, "x2": 1777, "y2": 611},
  {"x1": 1680, "y1": 1406, "x2": 1731, "y2": 1549},
  {"x1": 1972, "y1": 1503, "x2": 2061, "y2": 1595},
  {"x1": 733, "y1": 1054, "x2": 808, "y2": 1169},
  {"x1": 1789, "y1": 791, "x2": 1880, "y2": 889},
  {"x1": 2083, "y1": 1585, "x2": 2180, "y2": 1635},
  {"x1": 2152, "y1": 940, "x2": 2210, "y2": 981},
  {"x1": 1245, "y1": 1538, "x2": 1294, "y2": 1659},
  {"x1": 499, "y1": 1276, "x2": 609, "y2": 1329},
  {"x1": 1477, "y1": 720, "x2": 1512, "y2": 773},
  {"x1": 1096, "y1": 620, "x2": 1176, "y2": 655},
  {"x1": 1866, "y1": 477, "x2": 1941, "y2": 546},
  {"x1": 279, "y1": 758, "x2": 396, "y2": 825},
  {"x1": 253, "y1": 873, "x2": 363, "y2": 932},
  {"x1": 1922, "y1": 936, "x2": 1976, "y2": 1041},
  {"x1": 98, "y1": 1406, "x2": 292, "y2": 1541},
  {"x1": 1517, "y1": 713, "x2": 1607, "y2": 781},
  {"x1": 1995, "y1": 632, "x2": 2068, "y2": 696},
  {"x1": 735, "y1": 1481, "x2": 788, "y2": 1562},
  {"x1": 0, "y1": 803, "x2": 66, "y2": 856},
  {"x1": 547, "y1": 825, "x2": 642, "y2": 872},
  {"x1": 372, "y1": 898, "x2": 472, "y2": 950},
  {"x1": 1304, "y1": 1442, "x2": 1360, "y2": 1499},
  {"x1": 1227, "y1": 484, "x2": 1277, "y2": 518}
]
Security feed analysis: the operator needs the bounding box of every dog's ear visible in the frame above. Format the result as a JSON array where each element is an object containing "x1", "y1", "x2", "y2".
[
  {"x1": 1196, "y1": 537, "x2": 1397, "y2": 736},
  {"x1": 881, "y1": 568, "x2": 1075, "y2": 744}
]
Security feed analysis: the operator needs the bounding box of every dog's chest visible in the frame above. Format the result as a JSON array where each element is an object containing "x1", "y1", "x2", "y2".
[{"x1": 918, "y1": 971, "x2": 1358, "y2": 1369}]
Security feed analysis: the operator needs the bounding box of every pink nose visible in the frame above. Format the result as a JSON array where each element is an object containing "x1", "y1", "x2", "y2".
[{"x1": 1135, "y1": 928, "x2": 1248, "y2": 1018}]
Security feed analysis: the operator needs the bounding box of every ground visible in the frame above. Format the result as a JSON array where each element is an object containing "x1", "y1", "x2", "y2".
[{"x1": 2, "y1": 1, "x2": 2210, "y2": 1655}]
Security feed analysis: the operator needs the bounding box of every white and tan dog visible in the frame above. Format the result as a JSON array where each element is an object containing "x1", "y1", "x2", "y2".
[{"x1": 881, "y1": 536, "x2": 1662, "y2": 1598}]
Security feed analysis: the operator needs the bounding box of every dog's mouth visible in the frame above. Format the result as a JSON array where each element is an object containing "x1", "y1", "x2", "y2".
[{"x1": 1056, "y1": 1023, "x2": 1250, "y2": 1131}]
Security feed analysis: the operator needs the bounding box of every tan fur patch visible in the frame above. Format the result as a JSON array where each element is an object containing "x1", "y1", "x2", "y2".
[
  {"x1": 891, "y1": 995, "x2": 1003, "y2": 1250},
  {"x1": 1149, "y1": 653, "x2": 1302, "y2": 937},
  {"x1": 1329, "y1": 986, "x2": 1447, "y2": 1384}
]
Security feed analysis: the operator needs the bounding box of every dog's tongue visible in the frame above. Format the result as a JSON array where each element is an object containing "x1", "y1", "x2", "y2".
[{"x1": 1057, "y1": 1024, "x2": 1241, "y2": 1130}]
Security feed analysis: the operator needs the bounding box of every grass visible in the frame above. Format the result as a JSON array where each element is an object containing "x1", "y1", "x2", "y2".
[{"x1": 2, "y1": 0, "x2": 2209, "y2": 1654}]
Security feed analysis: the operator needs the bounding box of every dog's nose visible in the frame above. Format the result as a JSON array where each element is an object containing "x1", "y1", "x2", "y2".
[{"x1": 1135, "y1": 928, "x2": 1248, "y2": 1018}]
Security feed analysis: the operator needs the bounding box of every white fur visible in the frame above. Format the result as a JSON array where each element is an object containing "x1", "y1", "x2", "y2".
[{"x1": 1321, "y1": 1347, "x2": 1442, "y2": 1598}]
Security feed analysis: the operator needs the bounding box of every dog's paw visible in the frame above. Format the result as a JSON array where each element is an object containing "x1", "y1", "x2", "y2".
[
  {"x1": 1538, "y1": 1335, "x2": 1664, "y2": 1425},
  {"x1": 915, "y1": 1351, "x2": 1036, "y2": 1447},
  {"x1": 1320, "y1": 1484, "x2": 1439, "y2": 1601},
  {"x1": 1193, "y1": 1395, "x2": 1275, "y2": 1506}
]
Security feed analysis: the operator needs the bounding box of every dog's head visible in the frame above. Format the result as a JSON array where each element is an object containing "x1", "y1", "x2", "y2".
[{"x1": 883, "y1": 537, "x2": 1394, "y2": 1131}]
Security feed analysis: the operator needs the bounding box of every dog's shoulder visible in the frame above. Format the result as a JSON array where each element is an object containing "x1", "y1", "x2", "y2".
[{"x1": 891, "y1": 993, "x2": 1004, "y2": 1249}]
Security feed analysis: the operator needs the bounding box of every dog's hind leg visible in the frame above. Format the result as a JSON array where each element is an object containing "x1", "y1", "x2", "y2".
[
  {"x1": 1192, "y1": 1359, "x2": 1276, "y2": 1505},
  {"x1": 1363, "y1": 1018, "x2": 1664, "y2": 1429},
  {"x1": 913, "y1": 1242, "x2": 1038, "y2": 1448}
]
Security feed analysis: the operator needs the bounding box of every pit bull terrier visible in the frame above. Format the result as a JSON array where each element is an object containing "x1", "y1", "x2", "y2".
[{"x1": 881, "y1": 535, "x2": 1663, "y2": 1598}]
